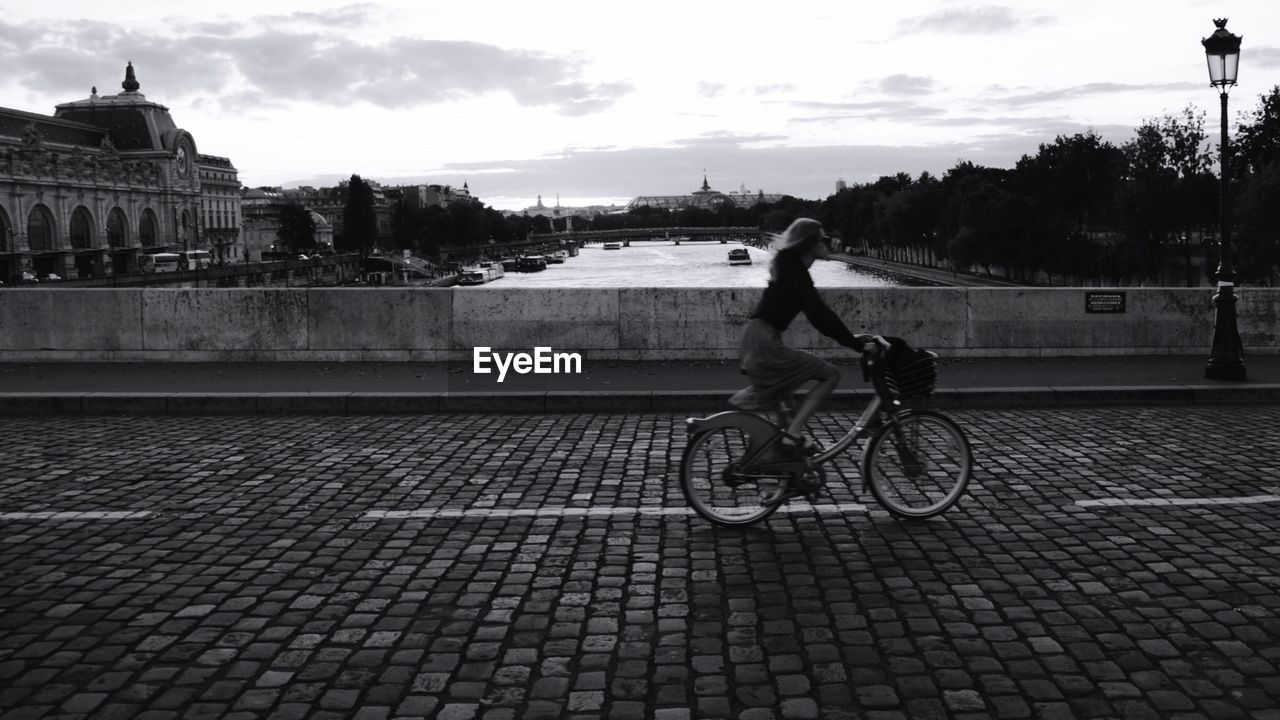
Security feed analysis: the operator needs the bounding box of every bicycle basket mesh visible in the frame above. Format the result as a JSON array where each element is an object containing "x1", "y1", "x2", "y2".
[{"x1": 884, "y1": 352, "x2": 938, "y2": 399}]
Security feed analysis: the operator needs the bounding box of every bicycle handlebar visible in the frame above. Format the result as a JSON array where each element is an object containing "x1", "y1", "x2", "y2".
[{"x1": 858, "y1": 335, "x2": 898, "y2": 403}]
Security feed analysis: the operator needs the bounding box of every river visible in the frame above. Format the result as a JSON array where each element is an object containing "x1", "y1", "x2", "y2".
[{"x1": 465, "y1": 241, "x2": 901, "y2": 288}]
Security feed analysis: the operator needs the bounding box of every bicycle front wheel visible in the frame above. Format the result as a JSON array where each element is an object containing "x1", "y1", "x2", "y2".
[
  {"x1": 681, "y1": 427, "x2": 788, "y2": 526},
  {"x1": 863, "y1": 410, "x2": 971, "y2": 518}
]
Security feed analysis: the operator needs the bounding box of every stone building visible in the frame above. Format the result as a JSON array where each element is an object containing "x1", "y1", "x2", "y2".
[
  {"x1": 198, "y1": 154, "x2": 243, "y2": 264},
  {"x1": 626, "y1": 175, "x2": 786, "y2": 212},
  {"x1": 0, "y1": 62, "x2": 239, "y2": 281},
  {"x1": 240, "y1": 187, "x2": 333, "y2": 262}
]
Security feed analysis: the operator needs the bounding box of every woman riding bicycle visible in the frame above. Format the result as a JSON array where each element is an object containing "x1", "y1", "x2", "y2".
[{"x1": 730, "y1": 218, "x2": 880, "y2": 453}]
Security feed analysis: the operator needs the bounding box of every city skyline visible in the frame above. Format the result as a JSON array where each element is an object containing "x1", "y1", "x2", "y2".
[{"x1": 4, "y1": 1, "x2": 1279, "y2": 211}]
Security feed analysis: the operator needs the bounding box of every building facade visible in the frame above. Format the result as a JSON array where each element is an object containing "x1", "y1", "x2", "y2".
[
  {"x1": 240, "y1": 187, "x2": 334, "y2": 262},
  {"x1": 520, "y1": 194, "x2": 625, "y2": 219},
  {"x1": 626, "y1": 175, "x2": 787, "y2": 213},
  {"x1": 0, "y1": 62, "x2": 239, "y2": 281},
  {"x1": 198, "y1": 154, "x2": 242, "y2": 264}
]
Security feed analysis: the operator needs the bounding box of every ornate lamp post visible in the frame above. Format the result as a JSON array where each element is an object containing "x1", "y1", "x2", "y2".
[{"x1": 1202, "y1": 18, "x2": 1246, "y2": 380}]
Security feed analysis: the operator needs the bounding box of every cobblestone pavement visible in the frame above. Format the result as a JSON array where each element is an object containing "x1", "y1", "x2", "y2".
[{"x1": 2, "y1": 407, "x2": 1280, "y2": 720}]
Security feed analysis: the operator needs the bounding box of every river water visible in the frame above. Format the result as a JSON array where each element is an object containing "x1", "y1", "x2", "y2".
[{"x1": 466, "y1": 241, "x2": 900, "y2": 288}]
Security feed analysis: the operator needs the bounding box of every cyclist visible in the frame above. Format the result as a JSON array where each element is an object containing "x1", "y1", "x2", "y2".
[{"x1": 729, "y1": 217, "x2": 881, "y2": 455}]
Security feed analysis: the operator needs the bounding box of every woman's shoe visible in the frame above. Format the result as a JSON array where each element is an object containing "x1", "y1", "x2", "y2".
[{"x1": 779, "y1": 432, "x2": 822, "y2": 456}]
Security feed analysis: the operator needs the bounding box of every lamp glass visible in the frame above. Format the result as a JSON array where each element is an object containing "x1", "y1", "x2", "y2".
[{"x1": 1206, "y1": 53, "x2": 1226, "y2": 85}]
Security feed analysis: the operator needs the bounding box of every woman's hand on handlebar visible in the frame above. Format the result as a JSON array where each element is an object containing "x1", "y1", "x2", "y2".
[{"x1": 858, "y1": 335, "x2": 890, "y2": 356}]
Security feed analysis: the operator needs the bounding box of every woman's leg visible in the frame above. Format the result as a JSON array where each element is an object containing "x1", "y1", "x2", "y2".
[{"x1": 786, "y1": 363, "x2": 840, "y2": 438}]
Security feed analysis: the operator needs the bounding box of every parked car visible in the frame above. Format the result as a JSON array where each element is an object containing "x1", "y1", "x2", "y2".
[{"x1": 41, "y1": 273, "x2": 62, "y2": 281}]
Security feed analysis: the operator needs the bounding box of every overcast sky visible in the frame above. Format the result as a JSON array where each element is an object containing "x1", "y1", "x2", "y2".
[{"x1": 4, "y1": 1, "x2": 1279, "y2": 210}]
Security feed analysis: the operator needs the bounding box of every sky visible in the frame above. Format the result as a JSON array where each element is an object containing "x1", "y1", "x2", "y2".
[{"x1": 3, "y1": 1, "x2": 1279, "y2": 211}]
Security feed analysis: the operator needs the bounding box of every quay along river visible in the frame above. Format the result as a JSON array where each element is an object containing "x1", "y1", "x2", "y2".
[{"x1": 461, "y1": 241, "x2": 906, "y2": 288}]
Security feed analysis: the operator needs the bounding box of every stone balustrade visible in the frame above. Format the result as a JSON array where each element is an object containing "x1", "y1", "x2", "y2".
[{"x1": 0, "y1": 287, "x2": 1276, "y2": 361}]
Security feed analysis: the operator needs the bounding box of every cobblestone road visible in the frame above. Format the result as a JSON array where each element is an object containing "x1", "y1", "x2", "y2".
[{"x1": 2, "y1": 407, "x2": 1280, "y2": 720}]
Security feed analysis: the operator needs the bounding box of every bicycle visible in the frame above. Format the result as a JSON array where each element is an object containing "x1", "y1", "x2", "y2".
[{"x1": 679, "y1": 341, "x2": 973, "y2": 526}]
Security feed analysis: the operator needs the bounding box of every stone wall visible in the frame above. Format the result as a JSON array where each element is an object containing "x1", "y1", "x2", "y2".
[{"x1": 1, "y1": 287, "x2": 1276, "y2": 361}]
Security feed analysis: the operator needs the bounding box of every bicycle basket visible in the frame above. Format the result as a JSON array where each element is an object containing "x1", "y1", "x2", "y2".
[{"x1": 883, "y1": 338, "x2": 939, "y2": 399}]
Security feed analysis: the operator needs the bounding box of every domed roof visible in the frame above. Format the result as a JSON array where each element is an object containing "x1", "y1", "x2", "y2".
[
  {"x1": 53, "y1": 62, "x2": 179, "y2": 151},
  {"x1": 310, "y1": 211, "x2": 330, "y2": 227}
]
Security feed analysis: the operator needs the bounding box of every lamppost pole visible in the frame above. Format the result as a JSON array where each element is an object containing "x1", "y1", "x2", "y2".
[{"x1": 1203, "y1": 18, "x2": 1246, "y2": 381}]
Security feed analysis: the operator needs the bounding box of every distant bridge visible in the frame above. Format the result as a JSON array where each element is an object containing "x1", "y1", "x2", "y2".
[
  {"x1": 437, "y1": 226, "x2": 768, "y2": 261},
  {"x1": 529, "y1": 226, "x2": 766, "y2": 245}
]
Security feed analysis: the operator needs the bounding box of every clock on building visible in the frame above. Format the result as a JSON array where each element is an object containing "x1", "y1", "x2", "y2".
[{"x1": 176, "y1": 144, "x2": 190, "y2": 178}]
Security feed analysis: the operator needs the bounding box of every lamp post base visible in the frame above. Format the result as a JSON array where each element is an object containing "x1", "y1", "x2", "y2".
[{"x1": 1205, "y1": 283, "x2": 1247, "y2": 381}]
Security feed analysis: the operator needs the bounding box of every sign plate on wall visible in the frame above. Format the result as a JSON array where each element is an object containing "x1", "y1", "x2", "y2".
[{"x1": 1085, "y1": 291, "x2": 1126, "y2": 314}]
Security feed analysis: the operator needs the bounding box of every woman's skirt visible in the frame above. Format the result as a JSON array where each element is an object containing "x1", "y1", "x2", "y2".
[{"x1": 728, "y1": 318, "x2": 834, "y2": 409}]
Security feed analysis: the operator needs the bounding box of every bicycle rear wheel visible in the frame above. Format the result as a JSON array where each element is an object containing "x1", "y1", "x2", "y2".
[
  {"x1": 863, "y1": 410, "x2": 971, "y2": 518},
  {"x1": 681, "y1": 427, "x2": 788, "y2": 526}
]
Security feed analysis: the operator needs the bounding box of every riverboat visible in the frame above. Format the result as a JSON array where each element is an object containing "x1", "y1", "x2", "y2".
[
  {"x1": 545, "y1": 252, "x2": 564, "y2": 264},
  {"x1": 500, "y1": 257, "x2": 519, "y2": 271},
  {"x1": 603, "y1": 242, "x2": 622, "y2": 250},
  {"x1": 728, "y1": 248, "x2": 752, "y2": 265},
  {"x1": 516, "y1": 255, "x2": 548, "y2": 272},
  {"x1": 457, "y1": 262, "x2": 505, "y2": 285}
]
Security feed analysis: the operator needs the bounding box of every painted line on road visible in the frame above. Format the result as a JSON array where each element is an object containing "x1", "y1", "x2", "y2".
[
  {"x1": 0, "y1": 511, "x2": 154, "y2": 521},
  {"x1": 365, "y1": 502, "x2": 868, "y2": 520},
  {"x1": 1076, "y1": 493, "x2": 1280, "y2": 509}
]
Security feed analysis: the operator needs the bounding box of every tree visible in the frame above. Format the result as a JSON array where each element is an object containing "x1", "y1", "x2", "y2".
[
  {"x1": 1233, "y1": 85, "x2": 1280, "y2": 177},
  {"x1": 1015, "y1": 131, "x2": 1126, "y2": 237},
  {"x1": 876, "y1": 173, "x2": 943, "y2": 266},
  {"x1": 1234, "y1": 159, "x2": 1280, "y2": 285},
  {"x1": 276, "y1": 203, "x2": 317, "y2": 254},
  {"x1": 340, "y1": 174, "x2": 378, "y2": 258},
  {"x1": 1120, "y1": 119, "x2": 1180, "y2": 282}
]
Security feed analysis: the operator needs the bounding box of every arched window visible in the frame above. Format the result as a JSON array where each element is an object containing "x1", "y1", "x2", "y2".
[
  {"x1": 139, "y1": 208, "x2": 159, "y2": 248},
  {"x1": 107, "y1": 208, "x2": 128, "y2": 248},
  {"x1": 27, "y1": 204, "x2": 55, "y2": 253},
  {"x1": 0, "y1": 207, "x2": 11, "y2": 253},
  {"x1": 70, "y1": 206, "x2": 94, "y2": 249}
]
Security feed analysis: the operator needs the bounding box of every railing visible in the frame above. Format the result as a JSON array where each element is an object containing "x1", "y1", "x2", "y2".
[{"x1": 25, "y1": 254, "x2": 364, "y2": 288}]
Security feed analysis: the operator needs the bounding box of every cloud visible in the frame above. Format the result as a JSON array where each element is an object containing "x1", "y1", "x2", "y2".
[
  {"x1": 898, "y1": 6, "x2": 1054, "y2": 35},
  {"x1": 0, "y1": 11, "x2": 632, "y2": 116},
  {"x1": 985, "y1": 81, "x2": 1204, "y2": 108},
  {"x1": 1250, "y1": 47, "x2": 1280, "y2": 69},
  {"x1": 697, "y1": 82, "x2": 726, "y2": 98},
  {"x1": 879, "y1": 74, "x2": 936, "y2": 96},
  {"x1": 750, "y1": 83, "x2": 795, "y2": 95},
  {"x1": 786, "y1": 98, "x2": 946, "y2": 123}
]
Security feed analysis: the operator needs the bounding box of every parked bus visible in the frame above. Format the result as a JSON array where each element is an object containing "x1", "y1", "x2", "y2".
[
  {"x1": 179, "y1": 249, "x2": 212, "y2": 270},
  {"x1": 140, "y1": 252, "x2": 180, "y2": 273}
]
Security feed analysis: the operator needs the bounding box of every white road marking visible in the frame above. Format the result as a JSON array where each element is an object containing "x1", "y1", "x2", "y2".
[
  {"x1": 0, "y1": 511, "x2": 154, "y2": 521},
  {"x1": 364, "y1": 502, "x2": 868, "y2": 520},
  {"x1": 1076, "y1": 493, "x2": 1280, "y2": 509}
]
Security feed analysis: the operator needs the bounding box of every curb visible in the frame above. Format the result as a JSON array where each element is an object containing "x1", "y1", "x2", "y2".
[{"x1": 2, "y1": 385, "x2": 1279, "y2": 415}]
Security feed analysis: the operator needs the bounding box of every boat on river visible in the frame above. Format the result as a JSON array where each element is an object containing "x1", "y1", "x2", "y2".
[
  {"x1": 728, "y1": 248, "x2": 752, "y2": 265},
  {"x1": 602, "y1": 242, "x2": 622, "y2": 250},
  {"x1": 516, "y1": 255, "x2": 548, "y2": 272},
  {"x1": 458, "y1": 262, "x2": 505, "y2": 285}
]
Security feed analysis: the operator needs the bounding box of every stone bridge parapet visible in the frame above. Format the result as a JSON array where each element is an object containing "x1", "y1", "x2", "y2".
[{"x1": 0, "y1": 287, "x2": 1276, "y2": 361}]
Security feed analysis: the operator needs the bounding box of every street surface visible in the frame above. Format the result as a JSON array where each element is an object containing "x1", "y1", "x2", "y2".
[{"x1": 2, "y1": 406, "x2": 1280, "y2": 719}]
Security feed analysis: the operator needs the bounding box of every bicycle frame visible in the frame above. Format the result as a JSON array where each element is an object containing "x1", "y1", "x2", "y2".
[{"x1": 685, "y1": 392, "x2": 895, "y2": 492}]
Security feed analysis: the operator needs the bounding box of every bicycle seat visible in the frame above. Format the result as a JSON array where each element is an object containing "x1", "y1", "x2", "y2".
[{"x1": 728, "y1": 386, "x2": 768, "y2": 410}]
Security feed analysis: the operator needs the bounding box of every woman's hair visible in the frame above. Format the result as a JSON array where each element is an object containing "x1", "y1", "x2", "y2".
[{"x1": 768, "y1": 217, "x2": 826, "y2": 281}]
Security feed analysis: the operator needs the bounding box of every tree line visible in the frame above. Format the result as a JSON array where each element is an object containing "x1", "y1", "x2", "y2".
[{"x1": 316, "y1": 86, "x2": 1280, "y2": 286}]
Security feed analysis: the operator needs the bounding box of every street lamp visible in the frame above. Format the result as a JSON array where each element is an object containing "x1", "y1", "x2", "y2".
[{"x1": 1202, "y1": 18, "x2": 1246, "y2": 381}]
